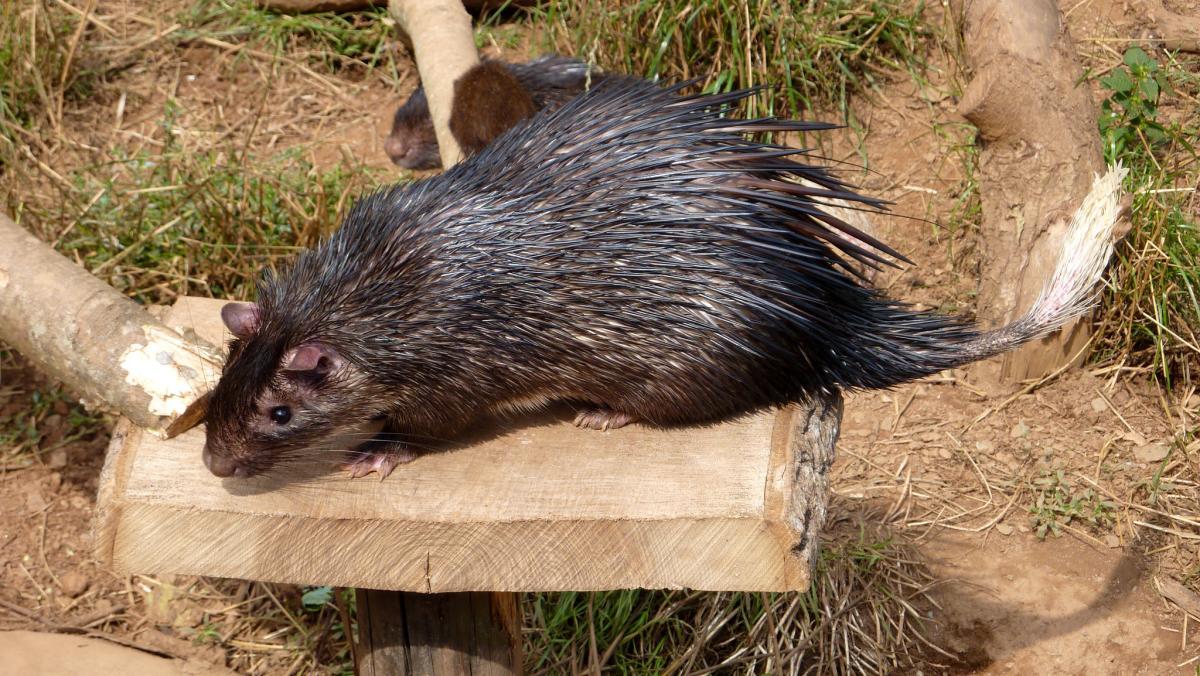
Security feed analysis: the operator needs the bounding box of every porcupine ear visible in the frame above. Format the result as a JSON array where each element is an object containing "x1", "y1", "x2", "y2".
[
  {"x1": 282, "y1": 344, "x2": 342, "y2": 376},
  {"x1": 221, "y1": 302, "x2": 261, "y2": 339}
]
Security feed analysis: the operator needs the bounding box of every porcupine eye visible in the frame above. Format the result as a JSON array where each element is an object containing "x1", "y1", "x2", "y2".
[{"x1": 269, "y1": 406, "x2": 292, "y2": 425}]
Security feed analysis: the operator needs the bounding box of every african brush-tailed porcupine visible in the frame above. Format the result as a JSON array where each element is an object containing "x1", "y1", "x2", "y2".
[
  {"x1": 384, "y1": 54, "x2": 600, "y2": 169},
  {"x1": 200, "y1": 76, "x2": 1121, "y2": 479}
]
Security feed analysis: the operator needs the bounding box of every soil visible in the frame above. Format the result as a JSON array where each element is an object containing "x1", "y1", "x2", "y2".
[{"x1": 1, "y1": 0, "x2": 1198, "y2": 673}]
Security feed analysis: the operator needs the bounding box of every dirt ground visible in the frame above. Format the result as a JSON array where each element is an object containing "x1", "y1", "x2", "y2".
[{"x1": 1, "y1": 0, "x2": 1198, "y2": 673}]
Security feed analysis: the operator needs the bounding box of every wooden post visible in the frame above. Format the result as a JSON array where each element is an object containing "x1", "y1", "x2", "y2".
[
  {"x1": 356, "y1": 591, "x2": 521, "y2": 676},
  {"x1": 388, "y1": 0, "x2": 479, "y2": 168}
]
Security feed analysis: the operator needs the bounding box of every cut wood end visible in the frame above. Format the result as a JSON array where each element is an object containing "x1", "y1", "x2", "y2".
[{"x1": 118, "y1": 324, "x2": 221, "y2": 428}]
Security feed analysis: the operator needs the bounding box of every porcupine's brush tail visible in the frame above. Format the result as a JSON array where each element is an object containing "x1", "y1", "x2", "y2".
[{"x1": 834, "y1": 164, "x2": 1127, "y2": 390}]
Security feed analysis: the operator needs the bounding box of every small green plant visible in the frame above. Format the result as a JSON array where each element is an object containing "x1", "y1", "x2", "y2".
[
  {"x1": 1098, "y1": 47, "x2": 1177, "y2": 161},
  {"x1": 1029, "y1": 470, "x2": 1116, "y2": 539},
  {"x1": 301, "y1": 586, "x2": 334, "y2": 611},
  {"x1": 1093, "y1": 47, "x2": 1199, "y2": 386},
  {"x1": 193, "y1": 622, "x2": 223, "y2": 644}
]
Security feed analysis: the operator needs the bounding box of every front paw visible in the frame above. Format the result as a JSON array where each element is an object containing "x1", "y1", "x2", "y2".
[{"x1": 342, "y1": 444, "x2": 417, "y2": 479}]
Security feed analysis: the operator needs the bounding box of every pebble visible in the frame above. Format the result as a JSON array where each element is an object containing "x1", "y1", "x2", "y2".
[
  {"x1": 1010, "y1": 421, "x2": 1030, "y2": 439},
  {"x1": 47, "y1": 448, "x2": 68, "y2": 469},
  {"x1": 1133, "y1": 442, "x2": 1170, "y2": 463},
  {"x1": 1122, "y1": 430, "x2": 1148, "y2": 446},
  {"x1": 1090, "y1": 397, "x2": 1107, "y2": 413},
  {"x1": 23, "y1": 486, "x2": 46, "y2": 514},
  {"x1": 59, "y1": 570, "x2": 90, "y2": 598}
]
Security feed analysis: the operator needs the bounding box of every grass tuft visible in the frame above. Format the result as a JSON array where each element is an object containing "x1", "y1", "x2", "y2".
[
  {"x1": 533, "y1": 0, "x2": 930, "y2": 120},
  {"x1": 1093, "y1": 47, "x2": 1200, "y2": 388},
  {"x1": 42, "y1": 130, "x2": 371, "y2": 304},
  {"x1": 178, "y1": 0, "x2": 399, "y2": 79},
  {"x1": 524, "y1": 524, "x2": 962, "y2": 674},
  {"x1": 0, "y1": 1, "x2": 93, "y2": 177}
]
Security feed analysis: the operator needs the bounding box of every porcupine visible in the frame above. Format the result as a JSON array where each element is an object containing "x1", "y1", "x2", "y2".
[
  {"x1": 384, "y1": 54, "x2": 600, "y2": 169},
  {"x1": 199, "y1": 75, "x2": 1122, "y2": 479}
]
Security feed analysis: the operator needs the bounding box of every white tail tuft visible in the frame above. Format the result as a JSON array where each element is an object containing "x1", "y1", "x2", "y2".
[{"x1": 1021, "y1": 163, "x2": 1128, "y2": 333}]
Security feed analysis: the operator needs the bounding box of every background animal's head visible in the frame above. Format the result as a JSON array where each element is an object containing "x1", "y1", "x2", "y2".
[{"x1": 384, "y1": 88, "x2": 441, "y2": 169}]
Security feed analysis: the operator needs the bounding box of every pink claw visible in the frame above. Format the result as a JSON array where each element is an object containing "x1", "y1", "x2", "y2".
[
  {"x1": 573, "y1": 408, "x2": 637, "y2": 431},
  {"x1": 343, "y1": 449, "x2": 417, "y2": 480}
]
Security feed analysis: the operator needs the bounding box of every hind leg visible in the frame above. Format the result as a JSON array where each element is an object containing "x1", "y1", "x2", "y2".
[{"x1": 573, "y1": 407, "x2": 638, "y2": 431}]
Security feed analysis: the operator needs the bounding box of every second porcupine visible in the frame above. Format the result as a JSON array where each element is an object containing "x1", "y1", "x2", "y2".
[
  {"x1": 200, "y1": 76, "x2": 1123, "y2": 479},
  {"x1": 384, "y1": 54, "x2": 599, "y2": 169}
]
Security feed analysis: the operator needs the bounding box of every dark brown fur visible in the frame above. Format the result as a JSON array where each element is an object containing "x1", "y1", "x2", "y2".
[
  {"x1": 449, "y1": 61, "x2": 537, "y2": 158},
  {"x1": 384, "y1": 55, "x2": 596, "y2": 169},
  {"x1": 200, "y1": 77, "x2": 1109, "y2": 481}
]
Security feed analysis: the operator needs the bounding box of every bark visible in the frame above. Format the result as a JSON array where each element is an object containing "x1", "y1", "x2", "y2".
[{"x1": 1142, "y1": 0, "x2": 1200, "y2": 52}]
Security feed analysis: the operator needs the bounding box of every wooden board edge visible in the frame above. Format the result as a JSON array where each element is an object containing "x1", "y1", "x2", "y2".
[
  {"x1": 763, "y1": 404, "x2": 808, "y2": 590},
  {"x1": 106, "y1": 502, "x2": 804, "y2": 592},
  {"x1": 93, "y1": 417, "x2": 141, "y2": 568}
]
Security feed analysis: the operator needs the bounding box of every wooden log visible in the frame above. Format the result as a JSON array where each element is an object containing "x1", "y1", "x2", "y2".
[
  {"x1": 356, "y1": 591, "x2": 521, "y2": 675},
  {"x1": 957, "y1": 0, "x2": 1106, "y2": 381},
  {"x1": 95, "y1": 296, "x2": 838, "y2": 594},
  {"x1": 0, "y1": 212, "x2": 220, "y2": 434}
]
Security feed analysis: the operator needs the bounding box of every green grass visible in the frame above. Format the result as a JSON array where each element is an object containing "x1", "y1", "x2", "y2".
[
  {"x1": 178, "y1": 0, "x2": 399, "y2": 79},
  {"x1": 1093, "y1": 48, "x2": 1200, "y2": 387},
  {"x1": 533, "y1": 0, "x2": 931, "y2": 120},
  {"x1": 35, "y1": 105, "x2": 374, "y2": 304},
  {"x1": 0, "y1": 1, "x2": 83, "y2": 169}
]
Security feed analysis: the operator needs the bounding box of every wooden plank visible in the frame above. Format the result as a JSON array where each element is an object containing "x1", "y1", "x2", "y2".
[
  {"x1": 356, "y1": 591, "x2": 521, "y2": 676},
  {"x1": 96, "y1": 296, "x2": 836, "y2": 592}
]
